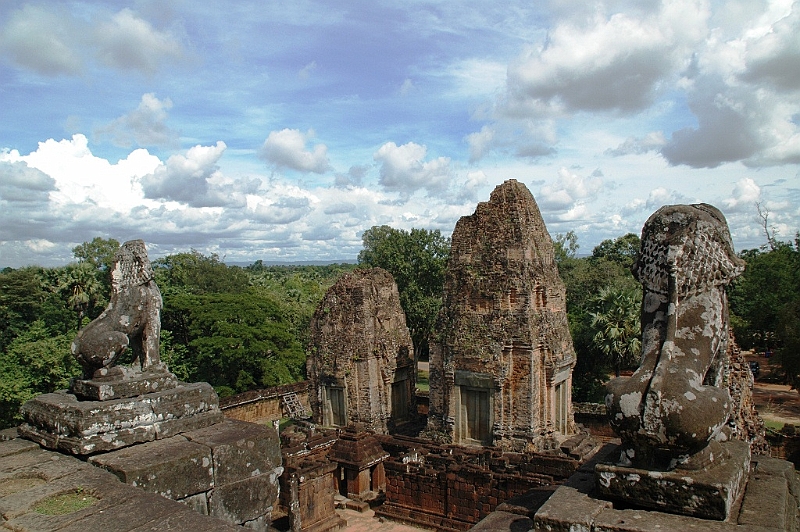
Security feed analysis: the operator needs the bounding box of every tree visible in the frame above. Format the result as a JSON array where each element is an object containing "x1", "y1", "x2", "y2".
[
  {"x1": 729, "y1": 237, "x2": 800, "y2": 351},
  {"x1": 161, "y1": 291, "x2": 305, "y2": 393},
  {"x1": 0, "y1": 320, "x2": 78, "y2": 428},
  {"x1": 589, "y1": 286, "x2": 642, "y2": 377},
  {"x1": 554, "y1": 231, "x2": 579, "y2": 263},
  {"x1": 72, "y1": 237, "x2": 120, "y2": 272},
  {"x1": 357, "y1": 225, "x2": 450, "y2": 361},
  {"x1": 591, "y1": 233, "x2": 641, "y2": 269},
  {"x1": 57, "y1": 262, "x2": 106, "y2": 330},
  {"x1": 154, "y1": 251, "x2": 249, "y2": 295},
  {"x1": 729, "y1": 233, "x2": 800, "y2": 385}
]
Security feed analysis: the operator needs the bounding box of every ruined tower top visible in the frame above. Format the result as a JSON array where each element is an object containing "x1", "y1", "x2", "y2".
[
  {"x1": 307, "y1": 267, "x2": 415, "y2": 434},
  {"x1": 426, "y1": 179, "x2": 576, "y2": 451}
]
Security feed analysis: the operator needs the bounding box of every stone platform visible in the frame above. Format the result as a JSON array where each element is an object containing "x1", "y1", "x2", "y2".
[
  {"x1": 89, "y1": 419, "x2": 283, "y2": 529},
  {"x1": 595, "y1": 440, "x2": 751, "y2": 520},
  {"x1": 0, "y1": 429, "x2": 241, "y2": 532},
  {"x1": 533, "y1": 443, "x2": 800, "y2": 531},
  {"x1": 18, "y1": 382, "x2": 223, "y2": 455}
]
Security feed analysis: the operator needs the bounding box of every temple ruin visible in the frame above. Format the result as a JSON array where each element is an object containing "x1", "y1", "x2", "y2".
[
  {"x1": 306, "y1": 267, "x2": 416, "y2": 434},
  {"x1": 426, "y1": 179, "x2": 577, "y2": 452}
]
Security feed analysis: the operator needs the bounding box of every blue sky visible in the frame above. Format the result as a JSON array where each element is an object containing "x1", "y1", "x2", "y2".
[{"x1": 1, "y1": 0, "x2": 798, "y2": 267}]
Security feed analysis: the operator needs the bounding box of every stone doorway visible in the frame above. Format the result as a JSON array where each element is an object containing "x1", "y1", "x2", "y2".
[
  {"x1": 324, "y1": 386, "x2": 347, "y2": 427},
  {"x1": 461, "y1": 387, "x2": 491, "y2": 445}
]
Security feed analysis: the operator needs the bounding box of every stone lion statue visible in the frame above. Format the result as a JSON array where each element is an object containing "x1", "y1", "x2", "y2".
[
  {"x1": 71, "y1": 239, "x2": 163, "y2": 379},
  {"x1": 605, "y1": 204, "x2": 745, "y2": 467}
]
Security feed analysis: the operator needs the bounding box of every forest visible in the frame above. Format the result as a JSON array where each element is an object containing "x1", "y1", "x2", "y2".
[{"x1": 1, "y1": 227, "x2": 798, "y2": 428}]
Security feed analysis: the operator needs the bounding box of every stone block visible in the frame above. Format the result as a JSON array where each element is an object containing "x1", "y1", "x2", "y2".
[
  {"x1": 179, "y1": 491, "x2": 210, "y2": 515},
  {"x1": 89, "y1": 435, "x2": 214, "y2": 500},
  {"x1": 208, "y1": 472, "x2": 278, "y2": 524},
  {"x1": 594, "y1": 441, "x2": 750, "y2": 520},
  {"x1": 70, "y1": 366, "x2": 179, "y2": 401},
  {"x1": 184, "y1": 419, "x2": 281, "y2": 485},
  {"x1": 18, "y1": 382, "x2": 222, "y2": 455},
  {"x1": 533, "y1": 470, "x2": 611, "y2": 531},
  {"x1": 472, "y1": 510, "x2": 533, "y2": 531}
]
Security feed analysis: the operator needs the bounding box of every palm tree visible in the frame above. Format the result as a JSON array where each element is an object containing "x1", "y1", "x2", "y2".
[
  {"x1": 58, "y1": 263, "x2": 105, "y2": 331},
  {"x1": 589, "y1": 286, "x2": 642, "y2": 377}
]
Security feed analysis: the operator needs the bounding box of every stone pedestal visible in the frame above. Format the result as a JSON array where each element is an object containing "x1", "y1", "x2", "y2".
[
  {"x1": 70, "y1": 365, "x2": 179, "y2": 401},
  {"x1": 18, "y1": 381, "x2": 223, "y2": 455},
  {"x1": 595, "y1": 440, "x2": 751, "y2": 520},
  {"x1": 533, "y1": 443, "x2": 800, "y2": 531}
]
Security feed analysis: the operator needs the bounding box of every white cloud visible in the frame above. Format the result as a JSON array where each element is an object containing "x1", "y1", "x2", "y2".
[
  {"x1": 95, "y1": 93, "x2": 177, "y2": 148},
  {"x1": 662, "y1": 2, "x2": 800, "y2": 168},
  {"x1": 0, "y1": 160, "x2": 56, "y2": 203},
  {"x1": 0, "y1": 5, "x2": 83, "y2": 75},
  {"x1": 723, "y1": 177, "x2": 761, "y2": 212},
  {"x1": 298, "y1": 61, "x2": 317, "y2": 80},
  {"x1": 504, "y1": 1, "x2": 708, "y2": 116},
  {"x1": 373, "y1": 142, "x2": 452, "y2": 197},
  {"x1": 538, "y1": 167, "x2": 603, "y2": 211},
  {"x1": 259, "y1": 129, "x2": 330, "y2": 173},
  {"x1": 141, "y1": 141, "x2": 234, "y2": 206},
  {"x1": 466, "y1": 126, "x2": 495, "y2": 163},
  {"x1": 4, "y1": 134, "x2": 160, "y2": 211},
  {"x1": 0, "y1": 6, "x2": 184, "y2": 76},
  {"x1": 399, "y1": 78, "x2": 415, "y2": 96},
  {"x1": 606, "y1": 131, "x2": 667, "y2": 156},
  {"x1": 94, "y1": 9, "x2": 184, "y2": 73}
]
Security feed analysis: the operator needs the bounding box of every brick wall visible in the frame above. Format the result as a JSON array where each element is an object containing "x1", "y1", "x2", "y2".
[
  {"x1": 374, "y1": 435, "x2": 577, "y2": 530},
  {"x1": 220, "y1": 381, "x2": 310, "y2": 424}
]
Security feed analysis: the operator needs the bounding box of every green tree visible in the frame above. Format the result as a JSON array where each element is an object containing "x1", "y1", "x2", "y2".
[
  {"x1": 72, "y1": 237, "x2": 120, "y2": 272},
  {"x1": 57, "y1": 262, "x2": 106, "y2": 330},
  {"x1": 161, "y1": 291, "x2": 304, "y2": 393},
  {"x1": 592, "y1": 233, "x2": 641, "y2": 269},
  {"x1": 729, "y1": 234, "x2": 800, "y2": 385},
  {"x1": 589, "y1": 286, "x2": 642, "y2": 377},
  {"x1": 0, "y1": 321, "x2": 79, "y2": 428},
  {"x1": 554, "y1": 231, "x2": 579, "y2": 263},
  {"x1": 154, "y1": 251, "x2": 249, "y2": 295},
  {"x1": 358, "y1": 225, "x2": 450, "y2": 361}
]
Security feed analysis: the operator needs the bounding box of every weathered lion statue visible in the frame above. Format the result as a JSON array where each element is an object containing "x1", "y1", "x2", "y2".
[
  {"x1": 605, "y1": 204, "x2": 745, "y2": 468},
  {"x1": 71, "y1": 239, "x2": 163, "y2": 379}
]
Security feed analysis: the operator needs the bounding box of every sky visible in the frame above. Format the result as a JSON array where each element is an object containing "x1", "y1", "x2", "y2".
[{"x1": 1, "y1": 0, "x2": 799, "y2": 268}]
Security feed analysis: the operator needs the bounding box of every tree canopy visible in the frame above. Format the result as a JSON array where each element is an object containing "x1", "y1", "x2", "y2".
[{"x1": 357, "y1": 225, "x2": 450, "y2": 360}]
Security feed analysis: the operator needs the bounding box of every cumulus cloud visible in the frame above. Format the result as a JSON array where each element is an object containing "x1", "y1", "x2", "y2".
[
  {"x1": 661, "y1": 4, "x2": 800, "y2": 168},
  {"x1": 0, "y1": 160, "x2": 56, "y2": 203},
  {"x1": 141, "y1": 141, "x2": 232, "y2": 206},
  {"x1": 334, "y1": 165, "x2": 369, "y2": 188},
  {"x1": 0, "y1": 6, "x2": 184, "y2": 76},
  {"x1": 0, "y1": 5, "x2": 83, "y2": 75},
  {"x1": 260, "y1": 129, "x2": 330, "y2": 173},
  {"x1": 504, "y1": 1, "x2": 708, "y2": 117},
  {"x1": 606, "y1": 131, "x2": 667, "y2": 156},
  {"x1": 723, "y1": 178, "x2": 761, "y2": 212},
  {"x1": 454, "y1": 170, "x2": 489, "y2": 203},
  {"x1": 373, "y1": 142, "x2": 452, "y2": 197},
  {"x1": 95, "y1": 93, "x2": 177, "y2": 148},
  {"x1": 538, "y1": 167, "x2": 603, "y2": 211},
  {"x1": 94, "y1": 9, "x2": 184, "y2": 73},
  {"x1": 252, "y1": 196, "x2": 311, "y2": 224}
]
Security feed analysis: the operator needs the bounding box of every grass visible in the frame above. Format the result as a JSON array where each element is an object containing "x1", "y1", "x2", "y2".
[
  {"x1": 34, "y1": 487, "x2": 98, "y2": 515},
  {"x1": 417, "y1": 370, "x2": 429, "y2": 392}
]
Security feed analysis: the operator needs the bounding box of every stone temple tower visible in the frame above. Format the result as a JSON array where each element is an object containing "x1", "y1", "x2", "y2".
[
  {"x1": 307, "y1": 268, "x2": 415, "y2": 434},
  {"x1": 425, "y1": 179, "x2": 576, "y2": 451}
]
